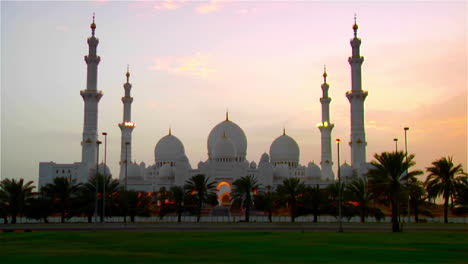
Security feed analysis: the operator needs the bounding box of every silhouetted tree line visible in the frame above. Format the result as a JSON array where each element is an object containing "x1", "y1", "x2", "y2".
[{"x1": 1, "y1": 153, "x2": 466, "y2": 231}]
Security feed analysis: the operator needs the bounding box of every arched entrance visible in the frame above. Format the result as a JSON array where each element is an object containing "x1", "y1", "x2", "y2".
[{"x1": 216, "y1": 181, "x2": 232, "y2": 206}]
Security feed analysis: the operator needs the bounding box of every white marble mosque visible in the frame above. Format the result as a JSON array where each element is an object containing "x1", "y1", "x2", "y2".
[{"x1": 39, "y1": 16, "x2": 370, "y2": 201}]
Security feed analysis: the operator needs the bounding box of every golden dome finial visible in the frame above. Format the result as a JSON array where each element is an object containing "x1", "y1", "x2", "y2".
[
  {"x1": 323, "y1": 65, "x2": 327, "y2": 83},
  {"x1": 353, "y1": 14, "x2": 358, "y2": 37},
  {"x1": 226, "y1": 109, "x2": 229, "y2": 121},
  {"x1": 91, "y1": 13, "x2": 96, "y2": 36},
  {"x1": 125, "y1": 64, "x2": 130, "y2": 82},
  {"x1": 169, "y1": 126, "x2": 172, "y2": 136},
  {"x1": 283, "y1": 127, "x2": 286, "y2": 136}
]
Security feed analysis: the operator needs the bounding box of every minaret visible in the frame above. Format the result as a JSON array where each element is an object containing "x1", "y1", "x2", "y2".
[
  {"x1": 318, "y1": 66, "x2": 335, "y2": 180},
  {"x1": 346, "y1": 16, "x2": 368, "y2": 174},
  {"x1": 118, "y1": 66, "x2": 136, "y2": 181},
  {"x1": 80, "y1": 15, "x2": 102, "y2": 167}
]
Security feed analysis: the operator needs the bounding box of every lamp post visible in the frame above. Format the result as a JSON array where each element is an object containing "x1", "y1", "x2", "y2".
[
  {"x1": 336, "y1": 138, "x2": 343, "y2": 232},
  {"x1": 125, "y1": 142, "x2": 130, "y2": 191},
  {"x1": 404, "y1": 127, "x2": 410, "y2": 223},
  {"x1": 102, "y1": 132, "x2": 107, "y2": 223},
  {"x1": 393, "y1": 138, "x2": 398, "y2": 152},
  {"x1": 95, "y1": 140, "x2": 102, "y2": 223}
]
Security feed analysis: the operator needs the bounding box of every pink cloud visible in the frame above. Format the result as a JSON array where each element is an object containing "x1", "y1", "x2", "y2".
[
  {"x1": 55, "y1": 25, "x2": 69, "y2": 31},
  {"x1": 153, "y1": 0, "x2": 184, "y2": 10},
  {"x1": 149, "y1": 52, "x2": 218, "y2": 79},
  {"x1": 196, "y1": 0, "x2": 229, "y2": 14}
]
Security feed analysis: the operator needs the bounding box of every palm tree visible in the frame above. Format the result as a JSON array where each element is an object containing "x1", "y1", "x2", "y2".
[
  {"x1": 453, "y1": 177, "x2": 468, "y2": 216},
  {"x1": 231, "y1": 175, "x2": 261, "y2": 222},
  {"x1": 368, "y1": 151, "x2": 422, "y2": 232},
  {"x1": 184, "y1": 174, "x2": 217, "y2": 222},
  {"x1": 407, "y1": 176, "x2": 427, "y2": 223},
  {"x1": 0, "y1": 178, "x2": 35, "y2": 224},
  {"x1": 254, "y1": 185, "x2": 276, "y2": 222},
  {"x1": 348, "y1": 177, "x2": 374, "y2": 223},
  {"x1": 301, "y1": 184, "x2": 325, "y2": 223},
  {"x1": 276, "y1": 177, "x2": 305, "y2": 223},
  {"x1": 98, "y1": 174, "x2": 121, "y2": 222},
  {"x1": 42, "y1": 177, "x2": 81, "y2": 223},
  {"x1": 169, "y1": 186, "x2": 185, "y2": 222},
  {"x1": 425, "y1": 157, "x2": 467, "y2": 223}
]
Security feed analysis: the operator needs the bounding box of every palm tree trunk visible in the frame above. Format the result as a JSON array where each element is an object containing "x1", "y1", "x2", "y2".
[
  {"x1": 391, "y1": 194, "x2": 400, "y2": 232},
  {"x1": 444, "y1": 194, "x2": 449, "y2": 223},
  {"x1": 360, "y1": 207, "x2": 365, "y2": 223},
  {"x1": 245, "y1": 204, "x2": 250, "y2": 222},
  {"x1": 313, "y1": 212, "x2": 318, "y2": 223},
  {"x1": 268, "y1": 210, "x2": 272, "y2": 223},
  {"x1": 290, "y1": 200, "x2": 295, "y2": 223},
  {"x1": 11, "y1": 214, "x2": 17, "y2": 224},
  {"x1": 61, "y1": 211, "x2": 65, "y2": 223}
]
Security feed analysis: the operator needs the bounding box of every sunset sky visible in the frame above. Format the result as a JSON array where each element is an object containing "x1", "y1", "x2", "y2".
[{"x1": 1, "y1": 0, "x2": 466, "y2": 184}]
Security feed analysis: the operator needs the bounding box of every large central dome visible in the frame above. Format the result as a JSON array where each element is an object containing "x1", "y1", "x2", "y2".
[
  {"x1": 270, "y1": 130, "x2": 300, "y2": 166},
  {"x1": 154, "y1": 131, "x2": 186, "y2": 163},
  {"x1": 207, "y1": 113, "x2": 247, "y2": 161}
]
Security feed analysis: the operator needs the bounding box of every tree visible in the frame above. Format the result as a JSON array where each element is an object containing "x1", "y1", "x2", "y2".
[
  {"x1": 276, "y1": 177, "x2": 305, "y2": 223},
  {"x1": 300, "y1": 184, "x2": 325, "y2": 223},
  {"x1": 169, "y1": 186, "x2": 186, "y2": 222},
  {"x1": 231, "y1": 175, "x2": 260, "y2": 222},
  {"x1": 407, "y1": 176, "x2": 427, "y2": 223},
  {"x1": 24, "y1": 194, "x2": 54, "y2": 223},
  {"x1": 119, "y1": 190, "x2": 151, "y2": 223},
  {"x1": 42, "y1": 177, "x2": 81, "y2": 223},
  {"x1": 453, "y1": 177, "x2": 468, "y2": 216},
  {"x1": 254, "y1": 185, "x2": 276, "y2": 222},
  {"x1": 368, "y1": 151, "x2": 422, "y2": 232},
  {"x1": 0, "y1": 178, "x2": 35, "y2": 224},
  {"x1": 347, "y1": 177, "x2": 374, "y2": 223},
  {"x1": 425, "y1": 157, "x2": 467, "y2": 223},
  {"x1": 98, "y1": 174, "x2": 121, "y2": 222},
  {"x1": 184, "y1": 174, "x2": 217, "y2": 222}
]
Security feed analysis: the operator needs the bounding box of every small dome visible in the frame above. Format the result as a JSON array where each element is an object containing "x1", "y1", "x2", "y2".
[
  {"x1": 306, "y1": 162, "x2": 321, "y2": 178},
  {"x1": 155, "y1": 134, "x2": 186, "y2": 162},
  {"x1": 212, "y1": 134, "x2": 237, "y2": 158},
  {"x1": 274, "y1": 164, "x2": 290, "y2": 179},
  {"x1": 340, "y1": 162, "x2": 354, "y2": 178},
  {"x1": 250, "y1": 161, "x2": 257, "y2": 169},
  {"x1": 159, "y1": 164, "x2": 174, "y2": 179},
  {"x1": 270, "y1": 133, "x2": 300, "y2": 164},
  {"x1": 97, "y1": 162, "x2": 111, "y2": 177},
  {"x1": 260, "y1": 152, "x2": 270, "y2": 163},
  {"x1": 207, "y1": 118, "x2": 247, "y2": 160}
]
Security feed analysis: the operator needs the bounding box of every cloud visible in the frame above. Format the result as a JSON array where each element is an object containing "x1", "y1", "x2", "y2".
[
  {"x1": 149, "y1": 52, "x2": 218, "y2": 79},
  {"x1": 196, "y1": 0, "x2": 229, "y2": 14},
  {"x1": 153, "y1": 0, "x2": 185, "y2": 11}
]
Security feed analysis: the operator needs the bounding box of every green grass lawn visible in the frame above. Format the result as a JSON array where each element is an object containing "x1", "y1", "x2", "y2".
[{"x1": 1, "y1": 231, "x2": 467, "y2": 263}]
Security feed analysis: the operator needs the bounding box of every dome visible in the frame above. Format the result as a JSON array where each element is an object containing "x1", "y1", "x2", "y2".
[
  {"x1": 207, "y1": 117, "x2": 247, "y2": 160},
  {"x1": 97, "y1": 162, "x2": 111, "y2": 177},
  {"x1": 340, "y1": 162, "x2": 354, "y2": 178},
  {"x1": 306, "y1": 162, "x2": 321, "y2": 178},
  {"x1": 154, "y1": 133, "x2": 185, "y2": 162},
  {"x1": 158, "y1": 164, "x2": 174, "y2": 179},
  {"x1": 260, "y1": 152, "x2": 270, "y2": 163},
  {"x1": 270, "y1": 132, "x2": 300, "y2": 165},
  {"x1": 212, "y1": 134, "x2": 237, "y2": 158},
  {"x1": 250, "y1": 161, "x2": 257, "y2": 169}
]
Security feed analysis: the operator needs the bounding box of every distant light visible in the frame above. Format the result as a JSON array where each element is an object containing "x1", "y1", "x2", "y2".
[
  {"x1": 324, "y1": 121, "x2": 328, "y2": 127},
  {"x1": 316, "y1": 123, "x2": 322, "y2": 128},
  {"x1": 336, "y1": 139, "x2": 341, "y2": 143}
]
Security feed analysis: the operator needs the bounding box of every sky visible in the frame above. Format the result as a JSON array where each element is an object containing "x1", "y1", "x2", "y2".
[{"x1": 1, "y1": 0, "x2": 467, "y2": 185}]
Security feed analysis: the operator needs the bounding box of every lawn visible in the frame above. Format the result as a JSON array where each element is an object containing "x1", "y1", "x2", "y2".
[{"x1": 1, "y1": 231, "x2": 467, "y2": 263}]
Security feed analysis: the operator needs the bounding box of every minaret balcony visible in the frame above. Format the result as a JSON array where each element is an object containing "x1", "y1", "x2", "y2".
[
  {"x1": 348, "y1": 57, "x2": 364, "y2": 65},
  {"x1": 346, "y1": 90, "x2": 368, "y2": 101},
  {"x1": 80, "y1": 90, "x2": 103, "y2": 100},
  {"x1": 320, "y1": 98, "x2": 331, "y2": 104}
]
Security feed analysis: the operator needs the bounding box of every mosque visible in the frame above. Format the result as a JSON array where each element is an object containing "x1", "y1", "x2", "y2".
[{"x1": 39, "y1": 17, "x2": 369, "y2": 201}]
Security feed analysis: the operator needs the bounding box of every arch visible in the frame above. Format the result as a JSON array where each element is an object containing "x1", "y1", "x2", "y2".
[{"x1": 216, "y1": 181, "x2": 231, "y2": 191}]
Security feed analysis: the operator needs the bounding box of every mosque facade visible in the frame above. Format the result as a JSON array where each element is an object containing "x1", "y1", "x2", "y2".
[{"x1": 39, "y1": 17, "x2": 369, "y2": 199}]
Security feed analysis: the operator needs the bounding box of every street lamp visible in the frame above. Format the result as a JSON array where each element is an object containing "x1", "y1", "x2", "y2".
[
  {"x1": 393, "y1": 138, "x2": 398, "y2": 152},
  {"x1": 125, "y1": 142, "x2": 130, "y2": 191},
  {"x1": 404, "y1": 127, "x2": 410, "y2": 223},
  {"x1": 95, "y1": 140, "x2": 102, "y2": 223},
  {"x1": 102, "y1": 132, "x2": 107, "y2": 223},
  {"x1": 336, "y1": 138, "x2": 343, "y2": 232}
]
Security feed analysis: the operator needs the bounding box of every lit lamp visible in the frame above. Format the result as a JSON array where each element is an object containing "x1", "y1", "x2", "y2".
[{"x1": 335, "y1": 138, "x2": 343, "y2": 232}]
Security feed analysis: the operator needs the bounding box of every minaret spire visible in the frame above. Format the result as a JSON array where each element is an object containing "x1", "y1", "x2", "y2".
[
  {"x1": 119, "y1": 67, "x2": 136, "y2": 181},
  {"x1": 346, "y1": 17, "x2": 368, "y2": 176},
  {"x1": 80, "y1": 15, "x2": 102, "y2": 168},
  {"x1": 318, "y1": 67, "x2": 335, "y2": 180}
]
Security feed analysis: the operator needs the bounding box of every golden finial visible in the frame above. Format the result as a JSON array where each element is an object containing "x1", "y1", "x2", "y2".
[
  {"x1": 126, "y1": 64, "x2": 130, "y2": 82},
  {"x1": 91, "y1": 13, "x2": 96, "y2": 36},
  {"x1": 323, "y1": 65, "x2": 327, "y2": 83},
  {"x1": 226, "y1": 110, "x2": 229, "y2": 121},
  {"x1": 169, "y1": 126, "x2": 172, "y2": 136},
  {"x1": 283, "y1": 127, "x2": 286, "y2": 136},
  {"x1": 353, "y1": 14, "x2": 358, "y2": 37}
]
